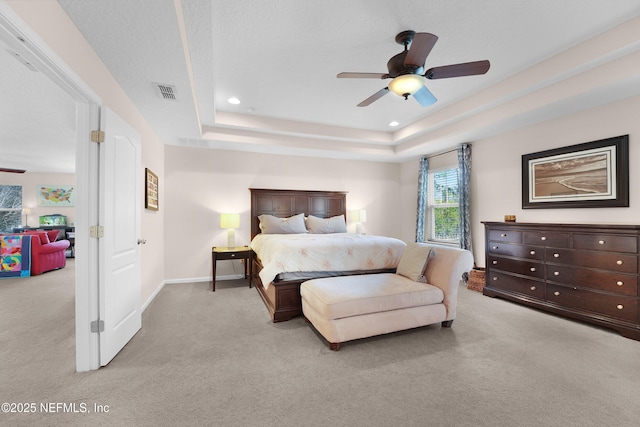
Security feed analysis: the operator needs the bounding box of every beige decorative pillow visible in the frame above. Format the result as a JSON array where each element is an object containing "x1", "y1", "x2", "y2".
[
  {"x1": 395, "y1": 242, "x2": 432, "y2": 282},
  {"x1": 306, "y1": 215, "x2": 347, "y2": 234},
  {"x1": 258, "y1": 213, "x2": 308, "y2": 234}
]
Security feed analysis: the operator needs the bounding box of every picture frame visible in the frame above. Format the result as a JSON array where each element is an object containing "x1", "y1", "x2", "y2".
[
  {"x1": 37, "y1": 185, "x2": 76, "y2": 207},
  {"x1": 522, "y1": 135, "x2": 629, "y2": 209},
  {"x1": 145, "y1": 168, "x2": 159, "y2": 211}
]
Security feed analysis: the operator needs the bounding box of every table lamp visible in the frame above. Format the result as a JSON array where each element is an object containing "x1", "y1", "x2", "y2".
[
  {"x1": 220, "y1": 213, "x2": 240, "y2": 248},
  {"x1": 352, "y1": 209, "x2": 367, "y2": 235},
  {"x1": 22, "y1": 208, "x2": 31, "y2": 226}
]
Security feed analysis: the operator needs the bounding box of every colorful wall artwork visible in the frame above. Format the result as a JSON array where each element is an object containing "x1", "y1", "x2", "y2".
[{"x1": 37, "y1": 185, "x2": 76, "y2": 207}]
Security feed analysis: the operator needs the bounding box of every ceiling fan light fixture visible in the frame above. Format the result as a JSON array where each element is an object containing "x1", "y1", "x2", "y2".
[{"x1": 388, "y1": 74, "x2": 425, "y2": 99}]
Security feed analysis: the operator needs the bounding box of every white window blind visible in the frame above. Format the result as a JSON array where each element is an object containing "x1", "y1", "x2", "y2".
[{"x1": 427, "y1": 167, "x2": 460, "y2": 244}]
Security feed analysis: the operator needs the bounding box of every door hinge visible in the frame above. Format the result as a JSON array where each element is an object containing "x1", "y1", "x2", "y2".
[
  {"x1": 90, "y1": 320, "x2": 104, "y2": 333},
  {"x1": 90, "y1": 225, "x2": 104, "y2": 239},
  {"x1": 90, "y1": 130, "x2": 105, "y2": 143}
]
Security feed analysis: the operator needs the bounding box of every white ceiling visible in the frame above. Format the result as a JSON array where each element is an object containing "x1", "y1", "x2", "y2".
[{"x1": 2, "y1": 0, "x2": 640, "y2": 173}]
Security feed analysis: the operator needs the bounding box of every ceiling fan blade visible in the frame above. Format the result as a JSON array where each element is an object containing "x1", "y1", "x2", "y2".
[
  {"x1": 0, "y1": 167, "x2": 26, "y2": 173},
  {"x1": 404, "y1": 32, "x2": 438, "y2": 68},
  {"x1": 424, "y1": 60, "x2": 490, "y2": 79},
  {"x1": 357, "y1": 87, "x2": 389, "y2": 107},
  {"x1": 337, "y1": 72, "x2": 388, "y2": 79},
  {"x1": 413, "y1": 86, "x2": 437, "y2": 107}
]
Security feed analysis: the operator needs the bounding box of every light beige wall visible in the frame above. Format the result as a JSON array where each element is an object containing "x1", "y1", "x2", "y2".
[
  {"x1": 8, "y1": 0, "x2": 165, "y2": 304},
  {"x1": 164, "y1": 146, "x2": 402, "y2": 281},
  {"x1": 0, "y1": 172, "x2": 76, "y2": 226},
  {"x1": 472, "y1": 95, "x2": 639, "y2": 265},
  {"x1": 401, "y1": 94, "x2": 640, "y2": 267}
]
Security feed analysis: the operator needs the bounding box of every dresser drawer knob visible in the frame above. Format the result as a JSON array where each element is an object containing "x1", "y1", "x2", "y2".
[
  {"x1": 553, "y1": 271, "x2": 560, "y2": 276},
  {"x1": 617, "y1": 281, "x2": 623, "y2": 286},
  {"x1": 231, "y1": 254, "x2": 236, "y2": 257},
  {"x1": 530, "y1": 250, "x2": 536, "y2": 255},
  {"x1": 553, "y1": 253, "x2": 560, "y2": 258},
  {"x1": 492, "y1": 246, "x2": 499, "y2": 250},
  {"x1": 617, "y1": 304, "x2": 624, "y2": 310},
  {"x1": 492, "y1": 260, "x2": 498, "y2": 264},
  {"x1": 530, "y1": 267, "x2": 536, "y2": 272},
  {"x1": 530, "y1": 286, "x2": 536, "y2": 291},
  {"x1": 616, "y1": 260, "x2": 623, "y2": 265},
  {"x1": 554, "y1": 291, "x2": 560, "y2": 296},
  {"x1": 540, "y1": 236, "x2": 547, "y2": 241},
  {"x1": 492, "y1": 276, "x2": 498, "y2": 281},
  {"x1": 501, "y1": 233, "x2": 507, "y2": 237},
  {"x1": 598, "y1": 240, "x2": 605, "y2": 245}
]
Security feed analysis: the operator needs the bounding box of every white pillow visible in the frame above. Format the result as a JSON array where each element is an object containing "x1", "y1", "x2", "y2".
[
  {"x1": 306, "y1": 215, "x2": 347, "y2": 234},
  {"x1": 258, "y1": 213, "x2": 307, "y2": 234},
  {"x1": 395, "y1": 242, "x2": 433, "y2": 282}
]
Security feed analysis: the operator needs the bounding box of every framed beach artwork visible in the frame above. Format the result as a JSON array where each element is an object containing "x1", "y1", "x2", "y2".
[{"x1": 522, "y1": 135, "x2": 629, "y2": 209}]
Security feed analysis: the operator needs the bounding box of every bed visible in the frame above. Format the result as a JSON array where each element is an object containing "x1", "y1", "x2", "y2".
[{"x1": 249, "y1": 188, "x2": 406, "y2": 322}]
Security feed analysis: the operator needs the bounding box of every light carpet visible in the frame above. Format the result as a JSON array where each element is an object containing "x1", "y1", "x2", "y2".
[{"x1": 1, "y1": 264, "x2": 639, "y2": 426}]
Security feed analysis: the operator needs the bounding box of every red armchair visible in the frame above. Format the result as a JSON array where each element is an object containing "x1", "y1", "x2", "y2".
[{"x1": 25, "y1": 231, "x2": 70, "y2": 275}]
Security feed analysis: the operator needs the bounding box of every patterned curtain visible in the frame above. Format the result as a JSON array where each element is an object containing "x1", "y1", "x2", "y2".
[
  {"x1": 457, "y1": 144, "x2": 472, "y2": 251},
  {"x1": 415, "y1": 157, "x2": 429, "y2": 242}
]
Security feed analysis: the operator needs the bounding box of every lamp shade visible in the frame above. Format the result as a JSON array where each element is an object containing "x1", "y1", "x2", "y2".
[
  {"x1": 220, "y1": 213, "x2": 240, "y2": 229},
  {"x1": 350, "y1": 209, "x2": 367, "y2": 223},
  {"x1": 358, "y1": 209, "x2": 367, "y2": 223},
  {"x1": 22, "y1": 208, "x2": 31, "y2": 215},
  {"x1": 388, "y1": 74, "x2": 425, "y2": 97}
]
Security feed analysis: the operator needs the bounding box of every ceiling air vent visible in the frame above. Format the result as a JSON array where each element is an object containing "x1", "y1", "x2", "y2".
[{"x1": 152, "y1": 82, "x2": 177, "y2": 100}]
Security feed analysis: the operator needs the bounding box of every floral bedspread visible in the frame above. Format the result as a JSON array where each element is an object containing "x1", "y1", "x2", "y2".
[{"x1": 250, "y1": 233, "x2": 406, "y2": 287}]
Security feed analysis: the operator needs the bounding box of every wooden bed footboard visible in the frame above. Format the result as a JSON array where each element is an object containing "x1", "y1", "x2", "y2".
[{"x1": 251, "y1": 257, "x2": 304, "y2": 322}]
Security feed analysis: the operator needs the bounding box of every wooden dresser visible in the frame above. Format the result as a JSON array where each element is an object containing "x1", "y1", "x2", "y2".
[{"x1": 483, "y1": 222, "x2": 640, "y2": 340}]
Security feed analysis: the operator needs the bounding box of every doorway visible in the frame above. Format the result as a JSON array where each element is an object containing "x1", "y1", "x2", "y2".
[{"x1": 0, "y1": 3, "x2": 99, "y2": 371}]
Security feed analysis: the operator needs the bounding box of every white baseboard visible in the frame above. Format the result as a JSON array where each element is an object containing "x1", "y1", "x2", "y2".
[
  {"x1": 141, "y1": 280, "x2": 165, "y2": 312},
  {"x1": 141, "y1": 274, "x2": 247, "y2": 312}
]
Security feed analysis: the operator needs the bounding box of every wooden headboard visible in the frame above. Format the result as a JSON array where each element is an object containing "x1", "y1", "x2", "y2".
[{"x1": 250, "y1": 188, "x2": 347, "y2": 239}]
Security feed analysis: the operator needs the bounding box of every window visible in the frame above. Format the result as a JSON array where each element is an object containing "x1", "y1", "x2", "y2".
[
  {"x1": 0, "y1": 185, "x2": 22, "y2": 233},
  {"x1": 427, "y1": 167, "x2": 459, "y2": 244}
]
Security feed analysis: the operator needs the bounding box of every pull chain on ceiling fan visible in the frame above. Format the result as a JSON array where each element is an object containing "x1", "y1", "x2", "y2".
[{"x1": 337, "y1": 30, "x2": 490, "y2": 107}]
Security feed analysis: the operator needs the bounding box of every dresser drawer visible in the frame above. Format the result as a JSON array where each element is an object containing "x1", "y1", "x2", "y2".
[
  {"x1": 573, "y1": 233, "x2": 638, "y2": 253},
  {"x1": 486, "y1": 270, "x2": 545, "y2": 299},
  {"x1": 522, "y1": 231, "x2": 570, "y2": 248},
  {"x1": 545, "y1": 265, "x2": 637, "y2": 296},
  {"x1": 488, "y1": 229, "x2": 521, "y2": 243},
  {"x1": 488, "y1": 256, "x2": 544, "y2": 279},
  {"x1": 487, "y1": 242, "x2": 544, "y2": 260},
  {"x1": 546, "y1": 248, "x2": 637, "y2": 274},
  {"x1": 546, "y1": 284, "x2": 638, "y2": 323}
]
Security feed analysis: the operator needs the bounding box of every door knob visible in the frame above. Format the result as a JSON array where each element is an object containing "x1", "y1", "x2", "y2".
[{"x1": 137, "y1": 239, "x2": 147, "y2": 245}]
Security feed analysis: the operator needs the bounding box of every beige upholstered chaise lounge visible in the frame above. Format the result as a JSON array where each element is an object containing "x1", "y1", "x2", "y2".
[{"x1": 301, "y1": 243, "x2": 474, "y2": 350}]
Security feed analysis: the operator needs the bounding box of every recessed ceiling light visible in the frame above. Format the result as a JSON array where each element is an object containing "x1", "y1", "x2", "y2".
[
  {"x1": 389, "y1": 121, "x2": 400, "y2": 127},
  {"x1": 228, "y1": 97, "x2": 241, "y2": 105}
]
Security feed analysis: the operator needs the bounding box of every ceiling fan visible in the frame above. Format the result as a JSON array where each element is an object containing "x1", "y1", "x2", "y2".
[{"x1": 337, "y1": 30, "x2": 490, "y2": 107}]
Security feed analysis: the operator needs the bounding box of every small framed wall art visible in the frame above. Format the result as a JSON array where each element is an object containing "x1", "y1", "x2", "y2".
[
  {"x1": 522, "y1": 135, "x2": 629, "y2": 209},
  {"x1": 145, "y1": 168, "x2": 159, "y2": 211}
]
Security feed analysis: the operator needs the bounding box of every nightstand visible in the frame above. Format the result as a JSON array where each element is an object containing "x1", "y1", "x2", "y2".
[{"x1": 211, "y1": 246, "x2": 252, "y2": 292}]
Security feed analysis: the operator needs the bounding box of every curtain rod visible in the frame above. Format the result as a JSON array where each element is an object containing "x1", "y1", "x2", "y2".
[{"x1": 424, "y1": 147, "x2": 458, "y2": 159}]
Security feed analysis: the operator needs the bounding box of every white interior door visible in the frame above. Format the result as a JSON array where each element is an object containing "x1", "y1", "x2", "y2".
[{"x1": 99, "y1": 107, "x2": 142, "y2": 366}]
